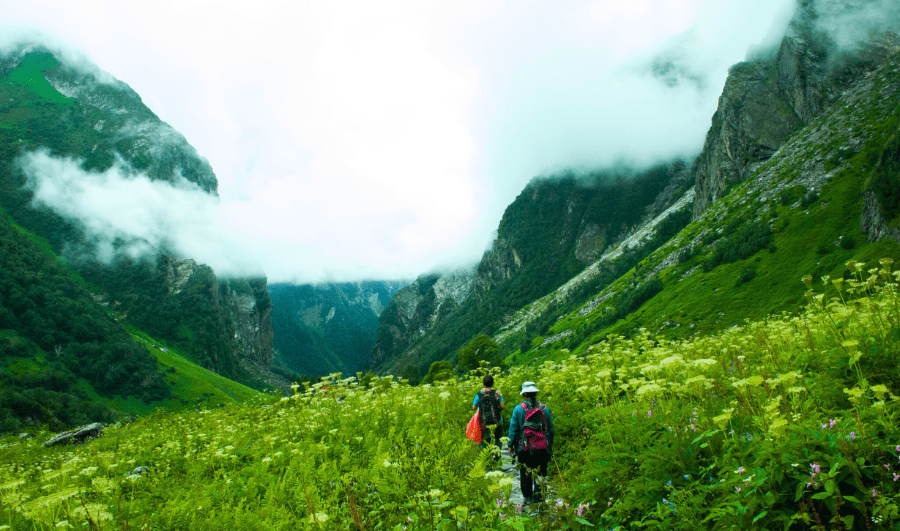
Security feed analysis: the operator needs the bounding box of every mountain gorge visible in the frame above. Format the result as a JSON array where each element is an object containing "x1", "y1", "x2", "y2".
[
  {"x1": 370, "y1": 161, "x2": 694, "y2": 375},
  {"x1": 370, "y1": 0, "x2": 900, "y2": 375},
  {"x1": 2, "y1": 0, "x2": 900, "y2": 435},
  {"x1": 268, "y1": 281, "x2": 406, "y2": 377}
]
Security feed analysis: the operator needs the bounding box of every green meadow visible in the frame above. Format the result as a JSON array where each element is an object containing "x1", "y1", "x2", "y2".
[{"x1": 3, "y1": 258, "x2": 900, "y2": 529}]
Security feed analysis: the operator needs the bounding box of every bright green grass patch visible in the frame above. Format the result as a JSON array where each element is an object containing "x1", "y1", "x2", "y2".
[
  {"x1": 0, "y1": 52, "x2": 73, "y2": 106},
  {"x1": 114, "y1": 333, "x2": 263, "y2": 416}
]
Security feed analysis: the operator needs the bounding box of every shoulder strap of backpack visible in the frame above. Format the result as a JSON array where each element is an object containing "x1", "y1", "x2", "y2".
[{"x1": 538, "y1": 402, "x2": 548, "y2": 432}]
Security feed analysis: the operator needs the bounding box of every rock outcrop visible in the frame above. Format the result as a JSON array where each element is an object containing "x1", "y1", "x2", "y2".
[
  {"x1": 693, "y1": 0, "x2": 898, "y2": 217},
  {"x1": 862, "y1": 120, "x2": 900, "y2": 243},
  {"x1": 43, "y1": 423, "x2": 102, "y2": 447}
]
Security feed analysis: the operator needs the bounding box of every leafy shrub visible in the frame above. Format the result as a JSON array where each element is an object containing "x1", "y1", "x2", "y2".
[
  {"x1": 779, "y1": 185, "x2": 807, "y2": 206},
  {"x1": 800, "y1": 191, "x2": 819, "y2": 208},
  {"x1": 703, "y1": 221, "x2": 771, "y2": 272},
  {"x1": 840, "y1": 235, "x2": 857, "y2": 249},
  {"x1": 735, "y1": 266, "x2": 756, "y2": 286}
]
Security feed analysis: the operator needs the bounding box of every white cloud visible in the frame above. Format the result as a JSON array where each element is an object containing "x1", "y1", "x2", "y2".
[{"x1": 2, "y1": 0, "x2": 802, "y2": 283}]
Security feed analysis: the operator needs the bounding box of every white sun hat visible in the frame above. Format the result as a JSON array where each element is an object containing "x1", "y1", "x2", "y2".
[{"x1": 520, "y1": 381, "x2": 540, "y2": 395}]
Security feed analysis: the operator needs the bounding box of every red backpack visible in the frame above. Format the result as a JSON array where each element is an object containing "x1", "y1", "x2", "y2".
[{"x1": 520, "y1": 401, "x2": 548, "y2": 452}]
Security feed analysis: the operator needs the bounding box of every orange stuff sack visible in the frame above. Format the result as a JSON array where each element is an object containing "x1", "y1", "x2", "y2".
[{"x1": 465, "y1": 411, "x2": 482, "y2": 443}]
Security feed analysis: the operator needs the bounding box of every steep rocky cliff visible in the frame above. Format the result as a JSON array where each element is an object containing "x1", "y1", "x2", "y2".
[
  {"x1": 693, "y1": 0, "x2": 899, "y2": 216},
  {"x1": 862, "y1": 119, "x2": 900, "y2": 243},
  {"x1": 369, "y1": 270, "x2": 477, "y2": 371}
]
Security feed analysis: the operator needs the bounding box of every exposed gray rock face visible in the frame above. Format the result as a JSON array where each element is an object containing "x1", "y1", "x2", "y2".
[
  {"x1": 861, "y1": 189, "x2": 900, "y2": 243},
  {"x1": 159, "y1": 257, "x2": 275, "y2": 383},
  {"x1": 861, "y1": 120, "x2": 900, "y2": 243},
  {"x1": 693, "y1": 1, "x2": 898, "y2": 217},
  {"x1": 477, "y1": 238, "x2": 523, "y2": 285},
  {"x1": 43, "y1": 423, "x2": 102, "y2": 447},
  {"x1": 224, "y1": 283, "x2": 274, "y2": 372},
  {"x1": 692, "y1": 59, "x2": 803, "y2": 216},
  {"x1": 574, "y1": 224, "x2": 605, "y2": 263},
  {"x1": 166, "y1": 258, "x2": 196, "y2": 294},
  {"x1": 368, "y1": 268, "x2": 477, "y2": 370}
]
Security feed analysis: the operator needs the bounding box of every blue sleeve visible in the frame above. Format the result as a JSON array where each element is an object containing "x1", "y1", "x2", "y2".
[
  {"x1": 472, "y1": 393, "x2": 480, "y2": 408},
  {"x1": 507, "y1": 405, "x2": 523, "y2": 448}
]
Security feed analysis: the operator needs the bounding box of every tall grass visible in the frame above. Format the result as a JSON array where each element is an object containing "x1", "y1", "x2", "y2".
[{"x1": 2, "y1": 259, "x2": 900, "y2": 529}]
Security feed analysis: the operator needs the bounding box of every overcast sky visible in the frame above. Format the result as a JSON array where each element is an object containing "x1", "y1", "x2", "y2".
[{"x1": 1, "y1": 0, "x2": 798, "y2": 283}]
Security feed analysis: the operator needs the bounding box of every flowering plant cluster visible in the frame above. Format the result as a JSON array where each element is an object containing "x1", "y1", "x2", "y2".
[{"x1": 1, "y1": 259, "x2": 899, "y2": 529}]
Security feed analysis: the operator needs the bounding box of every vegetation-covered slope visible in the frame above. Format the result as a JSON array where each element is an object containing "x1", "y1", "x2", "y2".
[
  {"x1": 3, "y1": 260, "x2": 900, "y2": 529},
  {"x1": 268, "y1": 281, "x2": 406, "y2": 376},
  {"x1": 0, "y1": 210, "x2": 169, "y2": 432},
  {"x1": 371, "y1": 161, "x2": 693, "y2": 376},
  {"x1": 369, "y1": 5, "x2": 900, "y2": 376},
  {"x1": 0, "y1": 44, "x2": 278, "y2": 407},
  {"x1": 518, "y1": 47, "x2": 900, "y2": 363}
]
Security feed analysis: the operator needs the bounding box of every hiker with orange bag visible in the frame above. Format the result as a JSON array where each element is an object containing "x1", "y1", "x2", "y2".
[{"x1": 471, "y1": 374, "x2": 505, "y2": 452}]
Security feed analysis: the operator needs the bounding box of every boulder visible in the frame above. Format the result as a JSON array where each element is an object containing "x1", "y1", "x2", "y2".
[{"x1": 42, "y1": 422, "x2": 103, "y2": 447}]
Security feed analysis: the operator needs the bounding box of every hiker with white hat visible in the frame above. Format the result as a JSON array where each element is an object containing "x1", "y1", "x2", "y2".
[{"x1": 507, "y1": 381, "x2": 555, "y2": 505}]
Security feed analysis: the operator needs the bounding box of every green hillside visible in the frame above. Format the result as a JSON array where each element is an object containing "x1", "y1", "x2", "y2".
[
  {"x1": 0, "y1": 207, "x2": 263, "y2": 432},
  {"x1": 371, "y1": 161, "x2": 693, "y2": 375},
  {"x1": 0, "y1": 209, "x2": 169, "y2": 432},
  {"x1": 3, "y1": 260, "x2": 899, "y2": 529},
  {"x1": 0, "y1": 45, "x2": 278, "y2": 406},
  {"x1": 513, "y1": 50, "x2": 900, "y2": 365}
]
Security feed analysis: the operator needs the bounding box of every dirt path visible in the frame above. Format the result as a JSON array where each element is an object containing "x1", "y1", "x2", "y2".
[{"x1": 496, "y1": 453, "x2": 555, "y2": 509}]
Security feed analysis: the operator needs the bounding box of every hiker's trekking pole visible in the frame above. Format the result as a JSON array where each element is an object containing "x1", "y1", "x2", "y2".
[{"x1": 553, "y1": 456, "x2": 567, "y2": 490}]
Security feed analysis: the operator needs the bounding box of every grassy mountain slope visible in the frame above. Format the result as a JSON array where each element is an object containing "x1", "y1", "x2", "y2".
[
  {"x1": 371, "y1": 162, "x2": 693, "y2": 375},
  {"x1": 517, "y1": 49, "x2": 900, "y2": 363},
  {"x1": 0, "y1": 209, "x2": 167, "y2": 431},
  {"x1": 0, "y1": 45, "x2": 277, "y2": 431},
  {"x1": 0, "y1": 207, "x2": 263, "y2": 432},
  {"x1": 369, "y1": 19, "x2": 900, "y2": 375}
]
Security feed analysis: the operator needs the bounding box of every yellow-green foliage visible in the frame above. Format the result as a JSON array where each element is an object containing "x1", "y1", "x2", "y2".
[{"x1": 3, "y1": 260, "x2": 900, "y2": 529}]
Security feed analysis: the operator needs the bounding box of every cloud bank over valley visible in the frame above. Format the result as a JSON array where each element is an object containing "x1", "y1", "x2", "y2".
[{"x1": 2, "y1": 0, "x2": 849, "y2": 283}]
